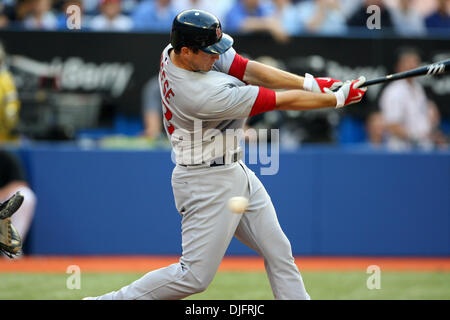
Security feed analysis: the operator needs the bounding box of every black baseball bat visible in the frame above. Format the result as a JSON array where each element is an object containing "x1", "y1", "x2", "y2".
[{"x1": 363, "y1": 59, "x2": 450, "y2": 87}]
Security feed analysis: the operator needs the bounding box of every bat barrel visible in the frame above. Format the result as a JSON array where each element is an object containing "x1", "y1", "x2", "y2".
[{"x1": 363, "y1": 59, "x2": 450, "y2": 87}]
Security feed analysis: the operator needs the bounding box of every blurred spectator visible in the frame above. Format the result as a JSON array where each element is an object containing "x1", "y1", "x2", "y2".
[
  {"x1": 132, "y1": 0, "x2": 177, "y2": 32},
  {"x1": 23, "y1": 0, "x2": 58, "y2": 30},
  {"x1": 56, "y1": 0, "x2": 90, "y2": 29},
  {"x1": 120, "y1": 0, "x2": 138, "y2": 15},
  {"x1": 224, "y1": 0, "x2": 273, "y2": 31},
  {"x1": 173, "y1": 0, "x2": 232, "y2": 23},
  {"x1": 0, "y1": 1, "x2": 12, "y2": 28},
  {"x1": 224, "y1": 0, "x2": 290, "y2": 43},
  {"x1": 294, "y1": 0, "x2": 347, "y2": 35},
  {"x1": 0, "y1": 150, "x2": 37, "y2": 246},
  {"x1": 0, "y1": 0, "x2": 17, "y2": 28},
  {"x1": 339, "y1": 0, "x2": 363, "y2": 20},
  {"x1": 365, "y1": 111, "x2": 386, "y2": 147},
  {"x1": 82, "y1": 0, "x2": 101, "y2": 15},
  {"x1": 0, "y1": 42, "x2": 20, "y2": 143},
  {"x1": 80, "y1": 0, "x2": 137, "y2": 16},
  {"x1": 0, "y1": 0, "x2": 17, "y2": 8},
  {"x1": 90, "y1": 0, "x2": 133, "y2": 31},
  {"x1": 271, "y1": 0, "x2": 299, "y2": 36},
  {"x1": 425, "y1": 0, "x2": 450, "y2": 34},
  {"x1": 379, "y1": 47, "x2": 446, "y2": 151},
  {"x1": 141, "y1": 75, "x2": 162, "y2": 140},
  {"x1": 390, "y1": 0, "x2": 426, "y2": 36},
  {"x1": 3, "y1": 0, "x2": 35, "y2": 28},
  {"x1": 347, "y1": 0, "x2": 395, "y2": 33}
]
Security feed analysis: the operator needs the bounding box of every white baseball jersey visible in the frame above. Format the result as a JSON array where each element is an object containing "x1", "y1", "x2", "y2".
[{"x1": 158, "y1": 44, "x2": 275, "y2": 165}]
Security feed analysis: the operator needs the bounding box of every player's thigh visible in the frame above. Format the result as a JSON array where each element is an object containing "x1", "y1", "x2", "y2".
[
  {"x1": 235, "y1": 185, "x2": 293, "y2": 259},
  {"x1": 172, "y1": 164, "x2": 248, "y2": 277}
]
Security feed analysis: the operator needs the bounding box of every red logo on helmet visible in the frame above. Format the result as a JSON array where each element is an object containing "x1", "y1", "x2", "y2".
[{"x1": 216, "y1": 26, "x2": 222, "y2": 39}]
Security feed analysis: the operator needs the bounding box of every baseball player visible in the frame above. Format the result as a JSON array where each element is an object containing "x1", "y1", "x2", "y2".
[{"x1": 88, "y1": 9, "x2": 366, "y2": 300}]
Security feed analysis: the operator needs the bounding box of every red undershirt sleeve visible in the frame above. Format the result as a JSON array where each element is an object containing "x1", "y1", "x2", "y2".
[
  {"x1": 228, "y1": 53, "x2": 249, "y2": 81},
  {"x1": 249, "y1": 87, "x2": 276, "y2": 117},
  {"x1": 226, "y1": 53, "x2": 276, "y2": 117}
]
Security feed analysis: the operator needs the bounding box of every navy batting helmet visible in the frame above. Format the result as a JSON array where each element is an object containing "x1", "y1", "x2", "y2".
[{"x1": 170, "y1": 9, "x2": 233, "y2": 55}]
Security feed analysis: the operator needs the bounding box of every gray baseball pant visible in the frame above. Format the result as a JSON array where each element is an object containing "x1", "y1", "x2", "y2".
[{"x1": 95, "y1": 160, "x2": 310, "y2": 300}]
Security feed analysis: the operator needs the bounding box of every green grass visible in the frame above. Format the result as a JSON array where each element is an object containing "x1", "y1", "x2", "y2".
[{"x1": 0, "y1": 271, "x2": 449, "y2": 300}]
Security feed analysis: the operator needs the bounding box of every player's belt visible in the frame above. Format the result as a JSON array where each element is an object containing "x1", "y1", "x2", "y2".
[
  {"x1": 179, "y1": 151, "x2": 242, "y2": 168},
  {"x1": 210, "y1": 151, "x2": 241, "y2": 167}
]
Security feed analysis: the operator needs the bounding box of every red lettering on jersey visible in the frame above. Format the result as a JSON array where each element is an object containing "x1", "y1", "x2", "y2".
[
  {"x1": 162, "y1": 101, "x2": 172, "y2": 121},
  {"x1": 159, "y1": 51, "x2": 176, "y2": 135},
  {"x1": 165, "y1": 88, "x2": 175, "y2": 103},
  {"x1": 162, "y1": 100, "x2": 175, "y2": 135},
  {"x1": 163, "y1": 79, "x2": 169, "y2": 95}
]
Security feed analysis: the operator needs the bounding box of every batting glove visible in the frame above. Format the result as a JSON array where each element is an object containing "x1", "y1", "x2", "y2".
[
  {"x1": 303, "y1": 73, "x2": 343, "y2": 93},
  {"x1": 325, "y1": 76, "x2": 367, "y2": 108}
]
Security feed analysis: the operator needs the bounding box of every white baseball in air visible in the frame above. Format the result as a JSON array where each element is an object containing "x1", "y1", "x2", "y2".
[{"x1": 228, "y1": 196, "x2": 249, "y2": 214}]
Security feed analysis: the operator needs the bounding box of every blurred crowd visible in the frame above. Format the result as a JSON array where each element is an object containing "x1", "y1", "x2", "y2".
[
  {"x1": 0, "y1": 1, "x2": 449, "y2": 152},
  {"x1": 139, "y1": 45, "x2": 449, "y2": 151},
  {"x1": 0, "y1": 0, "x2": 449, "y2": 37}
]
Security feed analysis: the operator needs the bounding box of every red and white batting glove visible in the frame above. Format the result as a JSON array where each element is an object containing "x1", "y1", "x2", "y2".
[
  {"x1": 303, "y1": 73, "x2": 343, "y2": 93},
  {"x1": 325, "y1": 76, "x2": 367, "y2": 108}
]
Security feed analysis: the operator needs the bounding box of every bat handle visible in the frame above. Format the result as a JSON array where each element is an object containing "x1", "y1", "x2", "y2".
[
  {"x1": 336, "y1": 76, "x2": 391, "y2": 89},
  {"x1": 364, "y1": 78, "x2": 388, "y2": 86}
]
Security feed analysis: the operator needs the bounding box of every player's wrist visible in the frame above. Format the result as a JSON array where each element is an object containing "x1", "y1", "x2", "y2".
[
  {"x1": 332, "y1": 90, "x2": 345, "y2": 108},
  {"x1": 302, "y1": 73, "x2": 314, "y2": 91}
]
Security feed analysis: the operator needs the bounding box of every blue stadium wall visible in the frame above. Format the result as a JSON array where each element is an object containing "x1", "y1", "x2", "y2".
[{"x1": 14, "y1": 145, "x2": 450, "y2": 256}]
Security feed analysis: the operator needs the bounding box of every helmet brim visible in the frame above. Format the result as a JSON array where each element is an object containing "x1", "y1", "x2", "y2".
[{"x1": 200, "y1": 33, "x2": 234, "y2": 55}]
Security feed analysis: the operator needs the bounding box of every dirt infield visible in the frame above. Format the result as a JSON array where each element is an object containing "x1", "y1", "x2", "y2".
[{"x1": 1, "y1": 256, "x2": 449, "y2": 273}]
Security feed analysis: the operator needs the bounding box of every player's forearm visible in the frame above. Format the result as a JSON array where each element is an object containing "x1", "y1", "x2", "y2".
[
  {"x1": 275, "y1": 90, "x2": 336, "y2": 111},
  {"x1": 243, "y1": 60, "x2": 304, "y2": 90}
]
